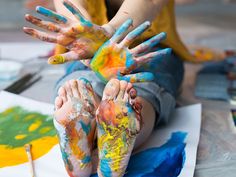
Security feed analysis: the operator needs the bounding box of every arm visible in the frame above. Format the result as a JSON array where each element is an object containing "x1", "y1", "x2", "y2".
[
  {"x1": 24, "y1": 0, "x2": 168, "y2": 64},
  {"x1": 109, "y1": 0, "x2": 169, "y2": 30}
]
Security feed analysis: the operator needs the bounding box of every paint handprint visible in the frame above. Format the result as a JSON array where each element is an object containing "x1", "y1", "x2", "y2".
[
  {"x1": 23, "y1": 0, "x2": 113, "y2": 65},
  {"x1": 90, "y1": 19, "x2": 172, "y2": 83}
]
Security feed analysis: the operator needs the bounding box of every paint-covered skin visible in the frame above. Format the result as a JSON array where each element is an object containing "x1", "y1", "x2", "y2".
[
  {"x1": 23, "y1": 0, "x2": 112, "y2": 64},
  {"x1": 96, "y1": 79, "x2": 142, "y2": 177},
  {"x1": 90, "y1": 19, "x2": 172, "y2": 83},
  {"x1": 54, "y1": 78, "x2": 98, "y2": 177}
]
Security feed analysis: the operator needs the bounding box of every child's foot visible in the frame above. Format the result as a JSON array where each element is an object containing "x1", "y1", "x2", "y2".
[
  {"x1": 54, "y1": 78, "x2": 99, "y2": 177},
  {"x1": 96, "y1": 79, "x2": 142, "y2": 177}
]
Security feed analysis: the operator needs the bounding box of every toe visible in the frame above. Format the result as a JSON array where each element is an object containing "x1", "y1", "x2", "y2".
[
  {"x1": 64, "y1": 81, "x2": 73, "y2": 101},
  {"x1": 70, "y1": 79, "x2": 80, "y2": 98},
  {"x1": 123, "y1": 82, "x2": 136, "y2": 102},
  {"x1": 77, "y1": 78, "x2": 97, "y2": 106},
  {"x1": 102, "y1": 79, "x2": 120, "y2": 100},
  {"x1": 55, "y1": 96, "x2": 63, "y2": 110},
  {"x1": 58, "y1": 86, "x2": 67, "y2": 103},
  {"x1": 117, "y1": 80, "x2": 128, "y2": 100},
  {"x1": 129, "y1": 88, "x2": 137, "y2": 105}
]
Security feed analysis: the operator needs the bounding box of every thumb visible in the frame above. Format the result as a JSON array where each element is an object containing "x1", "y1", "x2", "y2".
[{"x1": 48, "y1": 51, "x2": 80, "y2": 64}]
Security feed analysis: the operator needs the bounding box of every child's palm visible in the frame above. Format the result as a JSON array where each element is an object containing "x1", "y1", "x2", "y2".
[{"x1": 91, "y1": 19, "x2": 171, "y2": 83}]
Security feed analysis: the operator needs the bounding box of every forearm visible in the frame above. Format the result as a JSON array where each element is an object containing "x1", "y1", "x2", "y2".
[{"x1": 109, "y1": 0, "x2": 168, "y2": 30}]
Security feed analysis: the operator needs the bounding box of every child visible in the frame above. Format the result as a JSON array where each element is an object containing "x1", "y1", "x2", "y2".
[{"x1": 24, "y1": 0, "x2": 189, "y2": 176}]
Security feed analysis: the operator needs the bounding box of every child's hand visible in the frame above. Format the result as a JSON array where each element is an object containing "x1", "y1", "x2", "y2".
[
  {"x1": 90, "y1": 19, "x2": 171, "y2": 83},
  {"x1": 23, "y1": 0, "x2": 113, "y2": 65}
]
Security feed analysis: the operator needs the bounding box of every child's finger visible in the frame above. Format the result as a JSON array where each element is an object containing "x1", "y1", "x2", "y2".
[
  {"x1": 110, "y1": 19, "x2": 133, "y2": 43},
  {"x1": 134, "y1": 48, "x2": 172, "y2": 67},
  {"x1": 130, "y1": 32, "x2": 166, "y2": 55},
  {"x1": 63, "y1": 0, "x2": 92, "y2": 27},
  {"x1": 25, "y1": 14, "x2": 61, "y2": 33},
  {"x1": 36, "y1": 6, "x2": 68, "y2": 24},
  {"x1": 117, "y1": 72, "x2": 154, "y2": 83},
  {"x1": 119, "y1": 21, "x2": 150, "y2": 48},
  {"x1": 23, "y1": 27, "x2": 58, "y2": 43},
  {"x1": 48, "y1": 51, "x2": 80, "y2": 64}
]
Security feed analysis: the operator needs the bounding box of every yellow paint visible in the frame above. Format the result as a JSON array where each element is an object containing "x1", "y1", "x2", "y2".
[
  {"x1": 39, "y1": 127, "x2": 52, "y2": 134},
  {"x1": 48, "y1": 55, "x2": 66, "y2": 64},
  {"x1": 28, "y1": 120, "x2": 42, "y2": 132},
  {"x1": 0, "y1": 136, "x2": 58, "y2": 167},
  {"x1": 98, "y1": 115, "x2": 131, "y2": 172},
  {"x1": 24, "y1": 114, "x2": 35, "y2": 121},
  {"x1": 15, "y1": 134, "x2": 27, "y2": 140}
]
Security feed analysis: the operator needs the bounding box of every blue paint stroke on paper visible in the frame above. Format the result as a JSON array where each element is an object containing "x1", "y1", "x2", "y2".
[{"x1": 91, "y1": 131, "x2": 187, "y2": 177}]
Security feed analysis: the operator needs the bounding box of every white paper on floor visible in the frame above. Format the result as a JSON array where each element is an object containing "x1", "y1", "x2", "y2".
[{"x1": 0, "y1": 91, "x2": 201, "y2": 177}]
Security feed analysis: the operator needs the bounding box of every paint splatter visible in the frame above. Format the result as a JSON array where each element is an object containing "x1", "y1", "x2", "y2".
[
  {"x1": 91, "y1": 131, "x2": 187, "y2": 177},
  {"x1": 0, "y1": 106, "x2": 57, "y2": 167}
]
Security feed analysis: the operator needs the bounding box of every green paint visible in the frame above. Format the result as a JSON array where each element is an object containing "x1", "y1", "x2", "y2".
[{"x1": 0, "y1": 106, "x2": 56, "y2": 148}]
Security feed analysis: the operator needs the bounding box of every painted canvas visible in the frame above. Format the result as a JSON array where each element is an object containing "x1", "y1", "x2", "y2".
[{"x1": 0, "y1": 91, "x2": 201, "y2": 177}]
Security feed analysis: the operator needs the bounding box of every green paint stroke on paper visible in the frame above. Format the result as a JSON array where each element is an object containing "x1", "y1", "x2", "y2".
[{"x1": 0, "y1": 106, "x2": 56, "y2": 148}]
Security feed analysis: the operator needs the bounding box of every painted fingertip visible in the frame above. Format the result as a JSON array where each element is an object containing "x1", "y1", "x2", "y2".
[
  {"x1": 48, "y1": 55, "x2": 66, "y2": 64},
  {"x1": 36, "y1": 6, "x2": 44, "y2": 12},
  {"x1": 159, "y1": 32, "x2": 167, "y2": 40},
  {"x1": 164, "y1": 48, "x2": 172, "y2": 55},
  {"x1": 140, "y1": 72, "x2": 155, "y2": 82},
  {"x1": 24, "y1": 14, "x2": 30, "y2": 20},
  {"x1": 23, "y1": 27, "x2": 33, "y2": 34},
  {"x1": 143, "y1": 21, "x2": 151, "y2": 27},
  {"x1": 125, "y1": 18, "x2": 133, "y2": 26}
]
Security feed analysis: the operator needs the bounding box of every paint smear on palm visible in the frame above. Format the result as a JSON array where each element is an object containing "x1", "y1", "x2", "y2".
[
  {"x1": 91, "y1": 44, "x2": 127, "y2": 82},
  {"x1": 96, "y1": 100, "x2": 140, "y2": 177},
  {"x1": 91, "y1": 43, "x2": 153, "y2": 83},
  {"x1": 0, "y1": 106, "x2": 57, "y2": 167}
]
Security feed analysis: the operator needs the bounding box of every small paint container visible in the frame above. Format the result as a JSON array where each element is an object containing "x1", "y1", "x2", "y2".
[{"x1": 0, "y1": 60, "x2": 23, "y2": 80}]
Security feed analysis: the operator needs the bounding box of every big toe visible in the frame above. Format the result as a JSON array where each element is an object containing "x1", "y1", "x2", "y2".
[
  {"x1": 54, "y1": 96, "x2": 63, "y2": 110},
  {"x1": 102, "y1": 79, "x2": 120, "y2": 100}
]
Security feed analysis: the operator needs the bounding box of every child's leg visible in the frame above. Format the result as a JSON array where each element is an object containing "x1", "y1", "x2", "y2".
[
  {"x1": 54, "y1": 78, "x2": 100, "y2": 177},
  {"x1": 96, "y1": 79, "x2": 142, "y2": 177},
  {"x1": 133, "y1": 97, "x2": 156, "y2": 148}
]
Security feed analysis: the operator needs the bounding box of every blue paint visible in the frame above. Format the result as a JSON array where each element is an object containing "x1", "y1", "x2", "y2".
[
  {"x1": 79, "y1": 120, "x2": 91, "y2": 135},
  {"x1": 112, "y1": 19, "x2": 133, "y2": 41},
  {"x1": 63, "y1": 1, "x2": 92, "y2": 27},
  {"x1": 81, "y1": 155, "x2": 91, "y2": 164},
  {"x1": 125, "y1": 52, "x2": 135, "y2": 68},
  {"x1": 144, "y1": 32, "x2": 167, "y2": 49},
  {"x1": 126, "y1": 21, "x2": 150, "y2": 40},
  {"x1": 122, "y1": 72, "x2": 154, "y2": 82},
  {"x1": 91, "y1": 131, "x2": 187, "y2": 177},
  {"x1": 100, "y1": 150, "x2": 112, "y2": 177},
  {"x1": 79, "y1": 77, "x2": 91, "y2": 86},
  {"x1": 153, "y1": 48, "x2": 172, "y2": 60},
  {"x1": 36, "y1": 6, "x2": 68, "y2": 23}
]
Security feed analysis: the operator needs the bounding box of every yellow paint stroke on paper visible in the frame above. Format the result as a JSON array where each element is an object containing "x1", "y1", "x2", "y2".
[{"x1": 0, "y1": 106, "x2": 58, "y2": 167}]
